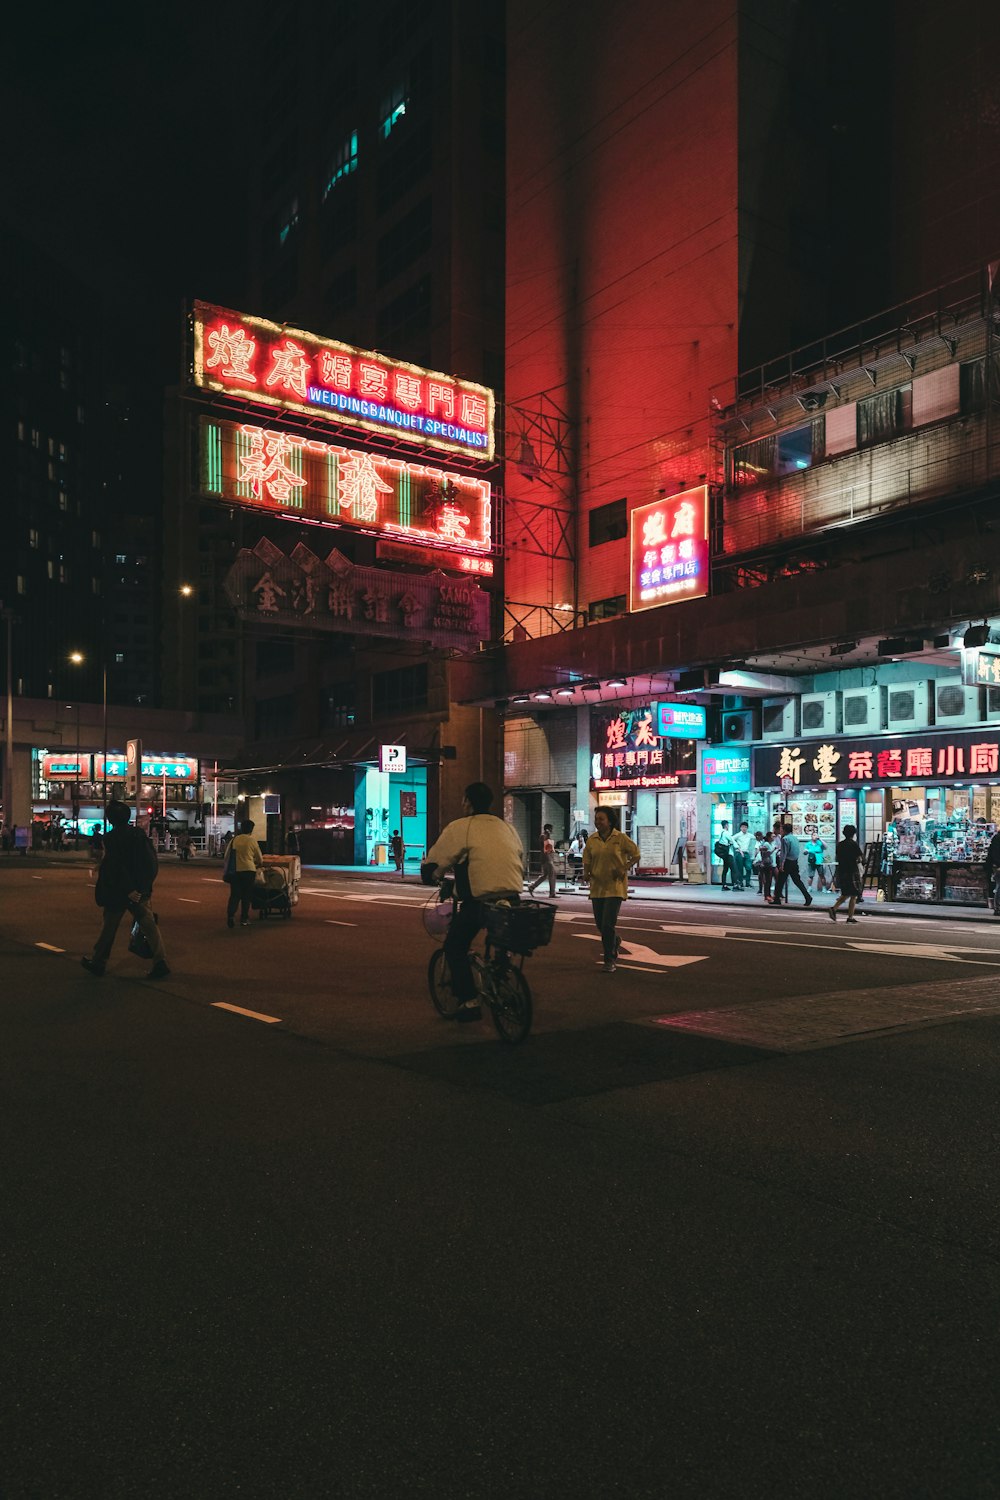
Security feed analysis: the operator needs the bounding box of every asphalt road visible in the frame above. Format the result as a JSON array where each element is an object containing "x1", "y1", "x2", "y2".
[{"x1": 3, "y1": 861, "x2": 999, "y2": 1497}]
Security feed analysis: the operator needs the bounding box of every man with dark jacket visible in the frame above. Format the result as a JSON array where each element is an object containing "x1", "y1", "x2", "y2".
[{"x1": 82, "y1": 802, "x2": 169, "y2": 978}]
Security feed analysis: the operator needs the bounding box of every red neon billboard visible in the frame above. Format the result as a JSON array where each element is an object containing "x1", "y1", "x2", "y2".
[
  {"x1": 200, "y1": 417, "x2": 492, "y2": 554},
  {"x1": 193, "y1": 301, "x2": 495, "y2": 462},
  {"x1": 628, "y1": 486, "x2": 709, "y2": 612}
]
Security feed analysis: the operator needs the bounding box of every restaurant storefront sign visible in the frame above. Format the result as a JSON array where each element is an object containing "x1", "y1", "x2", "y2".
[{"x1": 754, "y1": 728, "x2": 1000, "y2": 788}]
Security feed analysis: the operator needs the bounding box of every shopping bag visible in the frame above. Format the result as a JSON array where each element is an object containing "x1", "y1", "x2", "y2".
[{"x1": 128, "y1": 913, "x2": 158, "y2": 959}]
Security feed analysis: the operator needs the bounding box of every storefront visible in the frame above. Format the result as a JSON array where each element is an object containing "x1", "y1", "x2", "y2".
[
  {"x1": 591, "y1": 705, "x2": 698, "y2": 875},
  {"x1": 701, "y1": 744, "x2": 752, "y2": 886},
  {"x1": 754, "y1": 728, "x2": 1000, "y2": 905},
  {"x1": 32, "y1": 749, "x2": 208, "y2": 841}
]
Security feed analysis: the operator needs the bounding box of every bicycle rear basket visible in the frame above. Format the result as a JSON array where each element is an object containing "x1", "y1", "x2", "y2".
[{"x1": 483, "y1": 898, "x2": 555, "y2": 955}]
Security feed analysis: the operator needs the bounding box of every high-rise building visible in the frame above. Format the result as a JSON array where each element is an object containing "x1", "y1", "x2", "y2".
[
  {"x1": 497, "y1": 0, "x2": 1000, "y2": 887},
  {"x1": 164, "y1": 1, "x2": 507, "y2": 855}
]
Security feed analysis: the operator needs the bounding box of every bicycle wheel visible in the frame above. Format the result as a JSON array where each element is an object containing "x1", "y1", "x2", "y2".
[
  {"x1": 489, "y1": 963, "x2": 533, "y2": 1044},
  {"x1": 427, "y1": 948, "x2": 462, "y2": 1018}
]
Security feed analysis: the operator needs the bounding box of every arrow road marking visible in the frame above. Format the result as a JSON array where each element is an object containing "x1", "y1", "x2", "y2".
[{"x1": 575, "y1": 935, "x2": 708, "y2": 969}]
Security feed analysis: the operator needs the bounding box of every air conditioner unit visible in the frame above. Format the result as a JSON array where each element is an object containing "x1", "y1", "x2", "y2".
[
  {"x1": 886, "y1": 681, "x2": 931, "y2": 733},
  {"x1": 720, "y1": 708, "x2": 760, "y2": 743},
  {"x1": 841, "y1": 685, "x2": 886, "y2": 735},
  {"x1": 761, "y1": 697, "x2": 800, "y2": 742},
  {"x1": 934, "y1": 677, "x2": 983, "y2": 729},
  {"x1": 799, "y1": 691, "x2": 841, "y2": 737}
]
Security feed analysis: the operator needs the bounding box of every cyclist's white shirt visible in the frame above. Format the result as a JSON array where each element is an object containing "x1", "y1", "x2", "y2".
[{"x1": 426, "y1": 814, "x2": 524, "y2": 897}]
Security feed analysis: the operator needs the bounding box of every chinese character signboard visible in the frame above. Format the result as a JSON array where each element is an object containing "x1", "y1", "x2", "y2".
[
  {"x1": 701, "y1": 746, "x2": 751, "y2": 793},
  {"x1": 965, "y1": 647, "x2": 1000, "y2": 688},
  {"x1": 590, "y1": 707, "x2": 697, "y2": 790},
  {"x1": 201, "y1": 417, "x2": 492, "y2": 555},
  {"x1": 629, "y1": 486, "x2": 709, "y2": 613},
  {"x1": 193, "y1": 302, "x2": 495, "y2": 461},
  {"x1": 754, "y1": 729, "x2": 1000, "y2": 788},
  {"x1": 653, "y1": 701, "x2": 707, "y2": 740},
  {"x1": 224, "y1": 536, "x2": 490, "y2": 650}
]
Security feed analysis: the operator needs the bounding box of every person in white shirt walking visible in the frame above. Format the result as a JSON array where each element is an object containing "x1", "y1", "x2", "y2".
[
  {"x1": 732, "y1": 822, "x2": 754, "y2": 891},
  {"x1": 528, "y1": 823, "x2": 557, "y2": 897}
]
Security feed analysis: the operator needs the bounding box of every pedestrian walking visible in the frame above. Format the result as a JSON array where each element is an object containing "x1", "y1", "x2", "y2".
[
  {"x1": 225, "y1": 819, "x2": 264, "y2": 928},
  {"x1": 81, "y1": 801, "x2": 169, "y2": 979},
  {"x1": 714, "y1": 820, "x2": 741, "y2": 890},
  {"x1": 583, "y1": 808, "x2": 640, "y2": 973},
  {"x1": 829, "y1": 824, "x2": 864, "y2": 922},
  {"x1": 528, "y1": 823, "x2": 557, "y2": 896},
  {"x1": 776, "y1": 823, "x2": 813, "y2": 907},
  {"x1": 390, "y1": 829, "x2": 404, "y2": 873}
]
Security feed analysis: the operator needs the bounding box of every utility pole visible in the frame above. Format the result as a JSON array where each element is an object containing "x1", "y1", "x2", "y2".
[{"x1": 2, "y1": 608, "x2": 13, "y2": 842}]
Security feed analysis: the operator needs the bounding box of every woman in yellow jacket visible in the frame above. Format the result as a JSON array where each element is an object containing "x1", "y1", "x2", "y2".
[{"x1": 583, "y1": 807, "x2": 640, "y2": 973}]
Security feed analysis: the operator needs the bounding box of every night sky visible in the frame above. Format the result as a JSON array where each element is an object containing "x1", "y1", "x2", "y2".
[{"x1": 5, "y1": 8, "x2": 250, "y2": 380}]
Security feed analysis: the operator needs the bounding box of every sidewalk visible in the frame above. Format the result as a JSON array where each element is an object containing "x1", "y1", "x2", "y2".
[{"x1": 7, "y1": 850, "x2": 999, "y2": 925}]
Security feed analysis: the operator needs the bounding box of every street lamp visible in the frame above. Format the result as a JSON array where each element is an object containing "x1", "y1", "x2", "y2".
[{"x1": 69, "y1": 651, "x2": 107, "y2": 829}]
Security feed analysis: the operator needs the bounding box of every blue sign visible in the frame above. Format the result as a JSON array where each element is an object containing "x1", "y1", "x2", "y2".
[
  {"x1": 653, "y1": 701, "x2": 707, "y2": 740},
  {"x1": 701, "y1": 745, "x2": 751, "y2": 793}
]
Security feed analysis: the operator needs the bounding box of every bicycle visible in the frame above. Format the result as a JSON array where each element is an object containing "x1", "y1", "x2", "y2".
[{"x1": 424, "y1": 893, "x2": 554, "y2": 1044}]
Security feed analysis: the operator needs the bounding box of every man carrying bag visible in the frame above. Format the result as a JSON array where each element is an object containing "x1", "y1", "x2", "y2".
[{"x1": 81, "y1": 802, "x2": 170, "y2": 979}]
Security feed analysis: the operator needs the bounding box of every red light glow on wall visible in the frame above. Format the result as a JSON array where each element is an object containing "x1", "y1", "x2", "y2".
[
  {"x1": 628, "y1": 486, "x2": 709, "y2": 613},
  {"x1": 193, "y1": 302, "x2": 495, "y2": 462},
  {"x1": 201, "y1": 417, "x2": 492, "y2": 554}
]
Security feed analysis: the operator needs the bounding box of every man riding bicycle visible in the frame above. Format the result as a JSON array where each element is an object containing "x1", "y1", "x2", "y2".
[{"x1": 423, "y1": 782, "x2": 524, "y2": 1021}]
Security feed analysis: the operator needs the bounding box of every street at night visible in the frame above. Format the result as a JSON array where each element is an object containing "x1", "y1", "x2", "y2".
[{"x1": 3, "y1": 859, "x2": 999, "y2": 1494}]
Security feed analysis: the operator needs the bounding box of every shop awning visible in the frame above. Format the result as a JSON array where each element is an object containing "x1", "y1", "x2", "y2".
[{"x1": 234, "y1": 727, "x2": 424, "y2": 775}]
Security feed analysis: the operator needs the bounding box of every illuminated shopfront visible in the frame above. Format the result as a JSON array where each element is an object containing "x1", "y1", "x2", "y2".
[{"x1": 754, "y1": 728, "x2": 1000, "y2": 904}]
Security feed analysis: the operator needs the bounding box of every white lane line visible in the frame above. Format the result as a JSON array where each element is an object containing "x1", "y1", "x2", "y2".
[
  {"x1": 179, "y1": 898, "x2": 200, "y2": 904},
  {"x1": 326, "y1": 919, "x2": 357, "y2": 926},
  {"x1": 211, "y1": 1002, "x2": 282, "y2": 1024},
  {"x1": 36, "y1": 942, "x2": 65, "y2": 953},
  {"x1": 31, "y1": 876, "x2": 43, "y2": 880}
]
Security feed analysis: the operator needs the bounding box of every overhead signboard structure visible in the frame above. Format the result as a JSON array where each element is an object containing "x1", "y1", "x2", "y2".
[
  {"x1": 199, "y1": 416, "x2": 492, "y2": 557},
  {"x1": 193, "y1": 302, "x2": 495, "y2": 462},
  {"x1": 380, "y1": 745, "x2": 407, "y2": 774},
  {"x1": 629, "y1": 485, "x2": 710, "y2": 613},
  {"x1": 654, "y1": 701, "x2": 707, "y2": 739}
]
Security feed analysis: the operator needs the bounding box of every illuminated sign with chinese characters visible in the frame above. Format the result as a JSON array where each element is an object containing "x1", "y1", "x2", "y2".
[
  {"x1": 629, "y1": 486, "x2": 709, "y2": 613},
  {"x1": 653, "y1": 701, "x2": 707, "y2": 740},
  {"x1": 590, "y1": 707, "x2": 697, "y2": 789},
  {"x1": 40, "y1": 753, "x2": 199, "y2": 783},
  {"x1": 200, "y1": 417, "x2": 492, "y2": 555},
  {"x1": 701, "y1": 747, "x2": 751, "y2": 793},
  {"x1": 754, "y1": 729, "x2": 1000, "y2": 788},
  {"x1": 193, "y1": 302, "x2": 495, "y2": 461}
]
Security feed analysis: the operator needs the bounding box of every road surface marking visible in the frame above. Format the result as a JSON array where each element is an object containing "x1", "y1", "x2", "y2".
[
  {"x1": 178, "y1": 898, "x2": 200, "y2": 903},
  {"x1": 36, "y1": 942, "x2": 65, "y2": 953},
  {"x1": 575, "y1": 935, "x2": 707, "y2": 969},
  {"x1": 325, "y1": 919, "x2": 357, "y2": 926},
  {"x1": 211, "y1": 1002, "x2": 282, "y2": 1024}
]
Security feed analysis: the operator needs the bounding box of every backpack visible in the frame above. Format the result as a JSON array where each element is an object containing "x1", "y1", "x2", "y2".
[{"x1": 714, "y1": 840, "x2": 728, "y2": 859}]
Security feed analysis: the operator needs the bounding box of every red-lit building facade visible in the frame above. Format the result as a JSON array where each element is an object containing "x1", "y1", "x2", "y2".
[{"x1": 492, "y1": 0, "x2": 1000, "y2": 897}]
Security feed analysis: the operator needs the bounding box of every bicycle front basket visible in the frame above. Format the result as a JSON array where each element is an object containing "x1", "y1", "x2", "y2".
[{"x1": 483, "y1": 898, "x2": 555, "y2": 955}]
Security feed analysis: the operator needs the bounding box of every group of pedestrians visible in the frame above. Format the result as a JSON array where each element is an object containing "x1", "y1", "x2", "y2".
[{"x1": 717, "y1": 818, "x2": 866, "y2": 917}]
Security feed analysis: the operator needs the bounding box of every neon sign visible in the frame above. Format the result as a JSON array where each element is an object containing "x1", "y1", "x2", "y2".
[
  {"x1": 201, "y1": 417, "x2": 492, "y2": 554},
  {"x1": 653, "y1": 701, "x2": 707, "y2": 739},
  {"x1": 629, "y1": 486, "x2": 709, "y2": 613},
  {"x1": 193, "y1": 302, "x2": 495, "y2": 461},
  {"x1": 754, "y1": 729, "x2": 1000, "y2": 788},
  {"x1": 97, "y1": 754, "x2": 199, "y2": 782}
]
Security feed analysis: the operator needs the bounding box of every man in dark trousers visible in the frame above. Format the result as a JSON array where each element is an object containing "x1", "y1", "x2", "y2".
[{"x1": 82, "y1": 801, "x2": 170, "y2": 978}]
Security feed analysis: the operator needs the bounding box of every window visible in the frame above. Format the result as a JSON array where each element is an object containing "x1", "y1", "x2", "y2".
[
  {"x1": 17, "y1": 420, "x2": 25, "y2": 442},
  {"x1": 376, "y1": 198, "x2": 432, "y2": 287},
  {"x1": 17, "y1": 576, "x2": 26, "y2": 595},
  {"x1": 376, "y1": 276, "x2": 432, "y2": 365},
  {"x1": 31, "y1": 428, "x2": 40, "y2": 449},
  {"x1": 254, "y1": 692, "x2": 296, "y2": 740},
  {"x1": 276, "y1": 197, "x2": 300, "y2": 247},
  {"x1": 58, "y1": 491, "x2": 68, "y2": 511},
  {"x1": 379, "y1": 85, "x2": 409, "y2": 139},
  {"x1": 325, "y1": 267, "x2": 357, "y2": 319},
  {"x1": 92, "y1": 578, "x2": 101, "y2": 595},
  {"x1": 115, "y1": 652, "x2": 125, "y2": 664},
  {"x1": 588, "y1": 498, "x2": 627, "y2": 547},
  {"x1": 858, "y1": 386, "x2": 911, "y2": 446},
  {"x1": 589, "y1": 595, "x2": 626, "y2": 621},
  {"x1": 91, "y1": 530, "x2": 100, "y2": 548},
  {"x1": 376, "y1": 121, "x2": 432, "y2": 212},
  {"x1": 322, "y1": 685, "x2": 356, "y2": 728},
  {"x1": 775, "y1": 423, "x2": 822, "y2": 474},
  {"x1": 322, "y1": 131, "x2": 358, "y2": 199},
  {"x1": 28, "y1": 528, "x2": 38, "y2": 548},
  {"x1": 372, "y1": 662, "x2": 428, "y2": 716}
]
